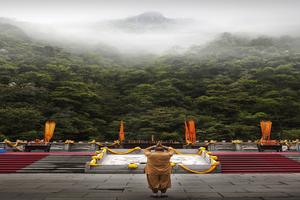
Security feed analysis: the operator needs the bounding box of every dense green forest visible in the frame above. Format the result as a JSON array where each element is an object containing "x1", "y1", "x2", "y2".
[{"x1": 0, "y1": 23, "x2": 300, "y2": 142}]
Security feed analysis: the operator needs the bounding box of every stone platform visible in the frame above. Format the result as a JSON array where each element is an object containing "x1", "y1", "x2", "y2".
[
  {"x1": 0, "y1": 173, "x2": 300, "y2": 200},
  {"x1": 85, "y1": 149, "x2": 220, "y2": 174}
]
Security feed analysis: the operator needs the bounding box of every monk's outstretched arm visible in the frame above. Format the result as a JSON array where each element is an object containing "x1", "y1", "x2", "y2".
[
  {"x1": 168, "y1": 147, "x2": 175, "y2": 156},
  {"x1": 161, "y1": 145, "x2": 174, "y2": 156},
  {"x1": 144, "y1": 145, "x2": 156, "y2": 156}
]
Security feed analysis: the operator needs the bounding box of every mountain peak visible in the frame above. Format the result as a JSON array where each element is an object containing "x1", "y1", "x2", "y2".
[{"x1": 126, "y1": 12, "x2": 170, "y2": 24}]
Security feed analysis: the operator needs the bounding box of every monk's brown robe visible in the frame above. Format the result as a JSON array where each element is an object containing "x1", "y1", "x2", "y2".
[{"x1": 144, "y1": 149, "x2": 174, "y2": 190}]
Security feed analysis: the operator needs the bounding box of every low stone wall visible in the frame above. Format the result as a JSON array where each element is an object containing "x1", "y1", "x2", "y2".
[{"x1": 1, "y1": 141, "x2": 299, "y2": 152}]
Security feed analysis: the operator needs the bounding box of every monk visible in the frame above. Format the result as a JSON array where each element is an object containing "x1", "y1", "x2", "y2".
[{"x1": 144, "y1": 141, "x2": 174, "y2": 198}]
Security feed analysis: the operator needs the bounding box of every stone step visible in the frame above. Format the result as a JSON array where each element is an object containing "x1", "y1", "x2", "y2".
[
  {"x1": 283, "y1": 154, "x2": 300, "y2": 163},
  {"x1": 18, "y1": 155, "x2": 91, "y2": 173},
  {"x1": 19, "y1": 169, "x2": 85, "y2": 173},
  {"x1": 216, "y1": 153, "x2": 300, "y2": 173}
]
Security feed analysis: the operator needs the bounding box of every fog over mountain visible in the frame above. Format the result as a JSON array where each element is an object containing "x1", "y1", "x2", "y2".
[
  {"x1": 0, "y1": 12, "x2": 219, "y2": 54},
  {"x1": 107, "y1": 11, "x2": 195, "y2": 33},
  {"x1": 0, "y1": 0, "x2": 300, "y2": 54}
]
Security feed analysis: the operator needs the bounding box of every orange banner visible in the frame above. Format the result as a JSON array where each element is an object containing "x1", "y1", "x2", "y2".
[
  {"x1": 260, "y1": 120, "x2": 272, "y2": 140},
  {"x1": 185, "y1": 120, "x2": 196, "y2": 144},
  {"x1": 188, "y1": 120, "x2": 196, "y2": 144},
  {"x1": 119, "y1": 120, "x2": 125, "y2": 143},
  {"x1": 185, "y1": 121, "x2": 190, "y2": 144},
  {"x1": 44, "y1": 120, "x2": 56, "y2": 143}
]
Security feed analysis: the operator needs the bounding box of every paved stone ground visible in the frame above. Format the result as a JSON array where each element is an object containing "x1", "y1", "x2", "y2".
[{"x1": 0, "y1": 174, "x2": 300, "y2": 200}]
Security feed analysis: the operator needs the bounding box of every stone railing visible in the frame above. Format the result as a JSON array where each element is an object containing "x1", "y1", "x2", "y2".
[{"x1": 0, "y1": 140, "x2": 299, "y2": 152}]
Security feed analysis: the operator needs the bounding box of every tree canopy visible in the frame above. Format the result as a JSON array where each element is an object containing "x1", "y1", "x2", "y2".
[{"x1": 0, "y1": 24, "x2": 300, "y2": 141}]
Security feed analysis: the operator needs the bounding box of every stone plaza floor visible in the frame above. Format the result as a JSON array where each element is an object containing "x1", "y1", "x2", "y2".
[{"x1": 0, "y1": 173, "x2": 300, "y2": 200}]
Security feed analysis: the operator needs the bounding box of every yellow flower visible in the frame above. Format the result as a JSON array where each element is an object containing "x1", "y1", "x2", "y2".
[
  {"x1": 211, "y1": 156, "x2": 218, "y2": 160},
  {"x1": 128, "y1": 163, "x2": 138, "y2": 169},
  {"x1": 232, "y1": 140, "x2": 242, "y2": 144},
  {"x1": 89, "y1": 159, "x2": 97, "y2": 166}
]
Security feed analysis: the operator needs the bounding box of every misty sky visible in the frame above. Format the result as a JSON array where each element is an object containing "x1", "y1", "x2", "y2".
[
  {"x1": 1, "y1": 0, "x2": 300, "y2": 53},
  {"x1": 1, "y1": 0, "x2": 299, "y2": 24}
]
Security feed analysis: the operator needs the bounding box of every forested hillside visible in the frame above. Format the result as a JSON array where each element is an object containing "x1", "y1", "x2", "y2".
[{"x1": 0, "y1": 23, "x2": 300, "y2": 141}]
